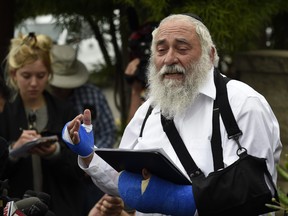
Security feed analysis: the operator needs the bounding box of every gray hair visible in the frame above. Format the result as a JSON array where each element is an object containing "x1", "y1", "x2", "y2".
[{"x1": 151, "y1": 14, "x2": 219, "y2": 67}]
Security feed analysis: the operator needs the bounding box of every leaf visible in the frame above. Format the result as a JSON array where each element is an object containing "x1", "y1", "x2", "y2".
[
  {"x1": 277, "y1": 164, "x2": 288, "y2": 181},
  {"x1": 278, "y1": 187, "x2": 288, "y2": 206}
]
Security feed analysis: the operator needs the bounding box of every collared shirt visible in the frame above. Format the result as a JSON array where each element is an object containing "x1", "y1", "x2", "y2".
[
  {"x1": 80, "y1": 68, "x2": 282, "y2": 216},
  {"x1": 70, "y1": 83, "x2": 116, "y2": 148}
]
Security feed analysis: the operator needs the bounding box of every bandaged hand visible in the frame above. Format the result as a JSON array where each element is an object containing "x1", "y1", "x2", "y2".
[
  {"x1": 118, "y1": 171, "x2": 196, "y2": 216},
  {"x1": 62, "y1": 109, "x2": 94, "y2": 157}
]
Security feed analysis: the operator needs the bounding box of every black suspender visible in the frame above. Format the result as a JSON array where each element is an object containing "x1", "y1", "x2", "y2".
[
  {"x1": 139, "y1": 69, "x2": 242, "y2": 180},
  {"x1": 139, "y1": 106, "x2": 153, "y2": 138}
]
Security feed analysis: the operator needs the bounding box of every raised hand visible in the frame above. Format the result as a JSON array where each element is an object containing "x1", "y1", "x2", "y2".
[{"x1": 62, "y1": 109, "x2": 95, "y2": 158}]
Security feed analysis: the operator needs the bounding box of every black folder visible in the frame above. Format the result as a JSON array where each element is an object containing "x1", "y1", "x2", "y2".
[{"x1": 95, "y1": 148, "x2": 191, "y2": 185}]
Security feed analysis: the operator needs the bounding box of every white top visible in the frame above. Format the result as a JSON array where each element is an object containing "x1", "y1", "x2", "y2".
[{"x1": 79, "y1": 68, "x2": 282, "y2": 216}]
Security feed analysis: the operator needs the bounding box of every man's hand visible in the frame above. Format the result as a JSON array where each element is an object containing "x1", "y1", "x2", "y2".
[
  {"x1": 62, "y1": 109, "x2": 95, "y2": 159},
  {"x1": 67, "y1": 109, "x2": 91, "y2": 144},
  {"x1": 88, "y1": 194, "x2": 131, "y2": 216}
]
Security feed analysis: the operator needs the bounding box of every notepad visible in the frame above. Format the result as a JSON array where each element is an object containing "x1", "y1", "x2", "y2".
[
  {"x1": 95, "y1": 148, "x2": 191, "y2": 185},
  {"x1": 9, "y1": 135, "x2": 58, "y2": 157}
]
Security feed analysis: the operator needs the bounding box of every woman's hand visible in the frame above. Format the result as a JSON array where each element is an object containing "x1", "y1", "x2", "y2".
[
  {"x1": 29, "y1": 140, "x2": 57, "y2": 157},
  {"x1": 12, "y1": 130, "x2": 40, "y2": 149}
]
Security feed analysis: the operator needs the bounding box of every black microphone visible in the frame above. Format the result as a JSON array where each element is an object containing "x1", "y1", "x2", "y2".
[
  {"x1": 26, "y1": 201, "x2": 48, "y2": 216},
  {"x1": 35, "y1": 192, "x2": 50, "y2": 207}
]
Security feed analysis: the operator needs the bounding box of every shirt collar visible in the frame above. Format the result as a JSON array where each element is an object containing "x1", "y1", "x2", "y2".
[{"x1": 198, "y1": 67, "x2": 216, "y2": 100}]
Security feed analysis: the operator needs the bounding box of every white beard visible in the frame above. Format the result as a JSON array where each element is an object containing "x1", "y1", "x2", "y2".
[{"x1": 147, "y1": 54, "x2": 212, "y2": 119}]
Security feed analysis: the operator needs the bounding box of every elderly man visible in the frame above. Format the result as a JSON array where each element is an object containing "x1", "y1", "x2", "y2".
[{"x1": 62, "y1": 14, "x2": 282, "y2": 216}]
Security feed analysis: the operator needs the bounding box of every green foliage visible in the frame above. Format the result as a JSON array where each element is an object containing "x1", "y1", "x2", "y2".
[
  {"x1": 116, "y1": 0, "x2": 168, "y2": 22},
  {"x1": 272, "y1": 157, "x2": 288, "y2": 215},
  {"x1": 14, "y1": 0, "x2": 288, "y2": 56},
  {"x1": 11, "y1": 0, "x2": 288, "y2": 133},
  {"x1": 172, "y1": 0, "x2": 284, "y2": 54}
]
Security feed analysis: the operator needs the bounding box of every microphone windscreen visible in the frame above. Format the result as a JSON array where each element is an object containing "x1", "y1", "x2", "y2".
[
  {"x1": 37, "y1": 192, "x2": 50, "y2": 206},
  {"x1": 27, "y1": 201, "x2": 48, "y2": 216},
  {"x1": 23, "y1": 190, "x2": 37, "y2": 199},
  {"x1": 15, "y1": 197, "x2": 41, "y2": 210}
]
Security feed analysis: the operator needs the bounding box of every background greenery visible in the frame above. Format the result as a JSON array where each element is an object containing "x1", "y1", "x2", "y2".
[{"x1": 1, "y1": 0, "x2": 288, "y2": 130}]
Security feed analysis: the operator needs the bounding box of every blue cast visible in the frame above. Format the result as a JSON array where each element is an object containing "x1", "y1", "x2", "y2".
[
  {"x1": 62, "y1": 122, "x2": 94, "y2": 157},
  {"x1": 118, "y1": 171, "x2": 196, "y2": 216}
]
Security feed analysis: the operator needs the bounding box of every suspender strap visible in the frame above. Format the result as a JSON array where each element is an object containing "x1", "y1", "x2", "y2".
[
  {"x1": 161, "y1": 116, "x2": 202, "y2": 179},
  {"x1": 214, "y1": 70, "x2": 242, "y2": 140},
  {"x1": 211, "y1": 101, "x2": 224, "y2": 170},
  {"x1": 140, "y1": 69, "x2": 243, "y2": 177},
  {"x1": 139, "y1": 106, "x2": 153, "y2": 137}
]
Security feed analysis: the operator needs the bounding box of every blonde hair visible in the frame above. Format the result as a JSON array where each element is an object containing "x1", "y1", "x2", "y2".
[{"x1": 6, "y1": 33, "x2": 53, "y2": 90}]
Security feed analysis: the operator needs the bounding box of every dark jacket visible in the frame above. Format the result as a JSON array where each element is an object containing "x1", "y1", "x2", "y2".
[{"x1": 0, "y1": 91, "x2": 85, "y2": 216}]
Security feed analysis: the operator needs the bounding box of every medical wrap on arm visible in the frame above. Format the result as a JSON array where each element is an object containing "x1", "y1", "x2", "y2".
[
  {"x1": 62, "y1": 122, "x2": 94, "y2": 157},
  {"x1": 118, "y1": 171, "x2": 196, "y2": 216}
]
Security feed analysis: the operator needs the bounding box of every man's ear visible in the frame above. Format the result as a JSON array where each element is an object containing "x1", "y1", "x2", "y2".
[{"x1": 210, "y1": 47, "x2": 215, "y2": 63}]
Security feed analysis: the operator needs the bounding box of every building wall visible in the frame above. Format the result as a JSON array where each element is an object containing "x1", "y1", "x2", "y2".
[
  {"x1": 235, "y1": 50, "x2": 288, "y2": 198},
  {"x1": 235, "y1": 50, "x2": 288, "y2": 148}
]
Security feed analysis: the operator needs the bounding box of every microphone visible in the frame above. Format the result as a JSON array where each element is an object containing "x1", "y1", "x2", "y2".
[
  {"x1": 3, "y1": 200, "x2": 26, "y2": 216},
  {"x1": 35, "y1": 193, "x2": 50, "y2": 207},
  {"x1": 22, "y1": 190, "x2": 37, "y2": 199},
  {"x1": 25, "y1": 201, "x2": 48, "y2": 216},
  {"x1": 22, "y1": 190, "x2": 50, "y2": 207},
  {"x1": 16, "y1": 197, "x2": 48, "y2": 216}
]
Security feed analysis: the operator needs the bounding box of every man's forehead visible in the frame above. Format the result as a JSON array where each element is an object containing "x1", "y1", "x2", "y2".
[{"x1": 155, "y1": 21, "x2": 196, "y2": 42}]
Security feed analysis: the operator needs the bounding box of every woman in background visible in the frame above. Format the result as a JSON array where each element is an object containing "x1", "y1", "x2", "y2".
[{"x1": 0, "y1": 33, "x2": 85, "y2": 216}]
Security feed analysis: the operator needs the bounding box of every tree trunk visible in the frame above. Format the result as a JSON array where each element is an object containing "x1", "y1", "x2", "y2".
[{"x1": 85, "y1": 15, "x2": 112, "y2": 68}]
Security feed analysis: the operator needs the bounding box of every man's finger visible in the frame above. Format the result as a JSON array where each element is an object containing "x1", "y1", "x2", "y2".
[
  {"x1": 83, "y1": 109, "x2": 92, "y2": 125},
  {"x1": 67, "y1": 114, "x2": 83, "y2": 130},
  {"x1": 72, "y1": 131, "x2": 80, "y2": 144}
]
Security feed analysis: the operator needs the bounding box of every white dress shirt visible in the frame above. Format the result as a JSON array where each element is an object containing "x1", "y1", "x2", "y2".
[{"x1": 79, "y1": 68, "x2": 282, "y2": 216}]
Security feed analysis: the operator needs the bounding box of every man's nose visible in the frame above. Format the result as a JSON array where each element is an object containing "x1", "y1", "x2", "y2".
[{"x1": 164, "y1": 49, "x2": 179, "y2": 65}]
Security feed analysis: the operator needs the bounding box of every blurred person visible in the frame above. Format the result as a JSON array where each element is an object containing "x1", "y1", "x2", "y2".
[
  {"x1": 49, "y1": 45, "x2": 116, "y2": 149},
  {"x1": 0, "y1": 33, "x2": 85, "y2": 216},
  {"x1": 124, "y1": 22, "x2": 158, "y2": 122},
  {"x1": 48, "y1": 44, "x2": 117, "y2": 215}
]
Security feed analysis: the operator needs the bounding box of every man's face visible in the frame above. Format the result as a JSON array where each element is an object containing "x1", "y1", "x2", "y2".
[
  {"x1": 153, "y1": 19, "x2": 202, "y2": 83},
  {"x1": 147, "y1": 19, "x2": 213, "y2": 119}
]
